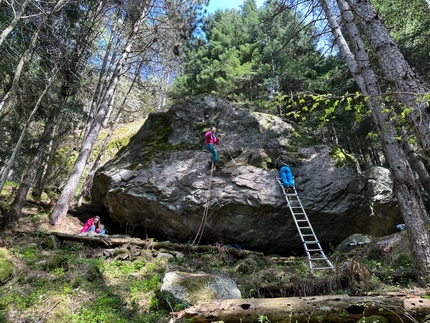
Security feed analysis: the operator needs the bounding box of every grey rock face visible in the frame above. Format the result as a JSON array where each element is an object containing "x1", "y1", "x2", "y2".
[
  {"x1": 92, "y1": 94, "x2": 402, "y2": 255},
  {"x1": 161, "y1": 271, "x2": 241, "y2": 306}
]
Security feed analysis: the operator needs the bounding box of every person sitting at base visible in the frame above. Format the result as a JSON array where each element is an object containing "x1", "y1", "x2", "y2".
[
  {"x1": 204, "y1": 126, "x2": 221, "y2": 170},
  {"x1": 275, "y1": 150, "x2": 296, "y2": 192},
  {"x1": 80, "y1": 216, "x2": 106, "y2": 234}
]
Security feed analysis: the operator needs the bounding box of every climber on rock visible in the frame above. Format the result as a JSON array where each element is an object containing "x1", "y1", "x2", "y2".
[
  {"x1": 204, "y1": 126, "x2": 221, "y2": 170},
  {"x1": 275, "y1": 150, "x2": 297, "y2": 192}
]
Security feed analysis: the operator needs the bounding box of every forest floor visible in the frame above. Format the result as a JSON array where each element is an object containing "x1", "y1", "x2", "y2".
[{"x1": 1, "y1": 195, "x2": 429, "y2": 323}]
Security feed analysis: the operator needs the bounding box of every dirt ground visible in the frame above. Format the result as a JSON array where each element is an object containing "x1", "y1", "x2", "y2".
[{"x1": 8, "y1": 200, "x2": 102, "y2": 235}]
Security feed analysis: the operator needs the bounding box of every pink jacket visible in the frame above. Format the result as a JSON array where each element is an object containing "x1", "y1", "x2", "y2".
[
  {"x1": 81, "y1": 217, "x2": 99, "y2": 233},
  {"x1": 205, "y1": 130, "x2": 219, "y2": 145}
]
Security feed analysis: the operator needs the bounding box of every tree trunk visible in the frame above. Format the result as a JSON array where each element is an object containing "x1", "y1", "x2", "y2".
[
  {"x1": 32, "y1": 140, "x2": 54, "y2": 199},
  {"x1": 76, "y1": 56, "x2": 146, "y2": 207},
  {"x1": 83, "y1": 19, "x2": 120, "y2": 140},
  {"x1": 173, "y1": 294, "x2": 430, "y2": 323},
  {"x1": 75, "y1": 108, "x2": 122, "y2": 207},
  {"x1": 346, "y1": 0, "x2": 430, "y2": 163},
  {"x1": 0, "y1": 68, "x2": 57, "y2": 193},
  {"x1": 401, "y1": 134, "x2": 430, "y2": 198},
  {"x1": 320, "y1": 0, "x2": 430, "y2": 283},
  {"x1": 49, "y1": 3, "x2": 149, "y2": 225},
  {"x1": 7, "y1": 116, "x2": 57, "y2": 227},
  {"x1": 31, "y1": 133, "x2": 62, "y2": 199}
]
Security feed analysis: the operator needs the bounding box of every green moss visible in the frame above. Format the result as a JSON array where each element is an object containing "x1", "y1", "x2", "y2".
[
  {"x1": 45, "y1": 300, "x2": 71, "y2": 323},
  {"x1": 40, "y1": 254, "x2": 66, "y2": 271},
  {"x1": 330, "y1": 146, "x2": 357, "y2": 168},
  {"x1": 196, "y1": 122, "x2": 208, "y2": 132},
  {"x1": 141, "y1": 115, "x2": 175, "y2": 166},
  {"x1": 0, "y1": 258, "x2": 14, "y2": 285},
  {"x1": 106, "y1": 136, "x2": 132, "y2": 156},
  {"x1": 0, "y1": 249, "x2": 6, "y2": 259},
  {"x1": 180, "y1": 276, "x2": 215, "y2": 305}
]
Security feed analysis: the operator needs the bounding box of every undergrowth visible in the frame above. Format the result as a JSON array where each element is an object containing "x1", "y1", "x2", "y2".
[{"x1": 0, "y1": 194, "x2": 426, "y2": 323}]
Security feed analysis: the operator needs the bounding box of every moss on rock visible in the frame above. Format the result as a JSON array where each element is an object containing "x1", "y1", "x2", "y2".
[
  {"x1": 0, "y1": 258, "x2": 14, "y2": 285},
  {"x1": 141, "y1": 115, "x2": 175, "y2": 166},
  {"x1": 330, "y1": 146, "x2": 358, "y2": 169},
  {"x1": 180, "y1": 275, "x2": 215, "y2": 305}
]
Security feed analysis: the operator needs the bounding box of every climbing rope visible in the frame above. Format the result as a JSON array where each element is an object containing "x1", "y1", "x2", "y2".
[
  {"x1": 194, "y1": 106, "x2": 235, "y2": 244},
  {"x1": 193, "y1": 161, "x2": 215, "y2": 245}
]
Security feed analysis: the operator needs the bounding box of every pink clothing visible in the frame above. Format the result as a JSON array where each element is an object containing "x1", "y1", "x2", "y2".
[
  {"x1": 81, "y1": 217, "x2": 99, "y2": 233},
  {"x1": 205, "y1": 130, "x2": 219, "y2": 145}
]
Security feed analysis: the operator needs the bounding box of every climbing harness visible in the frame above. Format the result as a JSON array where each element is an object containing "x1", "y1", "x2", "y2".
[
  {"x1": 276, "y1": 177, "x2": 335, "y2": 271},
  {"x1": 193, "y1": 161, "x2": 215, "y2": 244}
]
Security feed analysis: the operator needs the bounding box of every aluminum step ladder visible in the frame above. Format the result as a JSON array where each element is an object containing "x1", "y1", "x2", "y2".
[{"x1": 276, "y1": 177, "x2": 335, "y2": 271}]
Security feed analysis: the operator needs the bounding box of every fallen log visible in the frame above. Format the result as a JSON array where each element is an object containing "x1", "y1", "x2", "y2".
[
  {"x1": 173, "y1": 294, "x2": 430, "y2": 323},
  {"x1": 13, "y1": 230, "x2": 260, "y2": 257}
]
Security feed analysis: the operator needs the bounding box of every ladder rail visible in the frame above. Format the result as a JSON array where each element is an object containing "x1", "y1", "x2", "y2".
[{"x1": 276, "y1": 177, "x2": 335, "y2": 271}]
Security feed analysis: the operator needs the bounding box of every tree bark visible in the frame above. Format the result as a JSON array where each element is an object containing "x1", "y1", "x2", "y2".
[
  {"x1": 75, "y1": 108, "x2": 122, "y2": 207},
  {"x1": 7, "y1": 115, "x2": 57, "y2": 227},
  {"x1": 0, "y1": 67, "x2": 58, "y2": 193},
  {"x1": 172, "y1": 294, "x2": 430, "y2": 323},
  {"x1": 401, "y1": 134, "x2": 430, "y2": 198},
  {"x1": 82, "y1": 17, "x2": 120, "y2": 141},
  {"x1": 31, "y1": 132, "x2": 62, "y2": 199},
  {"x1": 319, "y1": 0, "x2": 430, "y2": 283},
  {"x1": 49, "y1": 2, "x2": 149, "y2": 225},
  {"x1": 76, "y1": 55, "x2": 147, "y2": 207},
  {"x1": 346, "y1": 0, "x2": 430, "y2": 163},
  {"x1": 12, "y1": 230, "x2": 260, "y2": 258}
]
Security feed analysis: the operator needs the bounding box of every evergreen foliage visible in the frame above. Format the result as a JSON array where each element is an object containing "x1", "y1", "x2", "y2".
[
  {"x1": 171, "y1": 0, "x2": 341, "y2": 109},
  {"x1": 170, "y1": 0, "x2": 383, "y2": 164}
]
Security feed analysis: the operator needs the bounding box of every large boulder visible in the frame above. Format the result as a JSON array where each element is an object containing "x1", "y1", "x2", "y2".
[{"x1": 91, "y1": 94, "x2": 402, "y2": 255}]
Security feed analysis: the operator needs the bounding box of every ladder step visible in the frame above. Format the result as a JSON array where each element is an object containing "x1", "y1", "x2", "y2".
[{"x1": 278, "y1": 177, "x2": 334, "y2": 272}]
